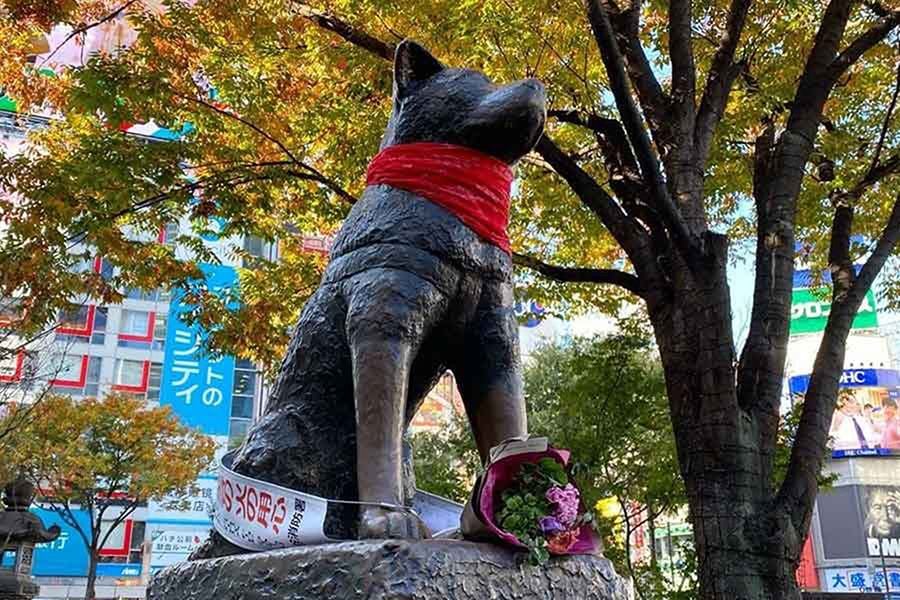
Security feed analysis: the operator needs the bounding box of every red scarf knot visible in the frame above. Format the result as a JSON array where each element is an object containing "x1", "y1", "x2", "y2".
[{"x1": 365, "y1": 142, "x2": 514, "y2": 253}]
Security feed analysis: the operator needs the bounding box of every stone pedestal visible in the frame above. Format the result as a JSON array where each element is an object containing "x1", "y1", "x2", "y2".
[{"x1": 148, "y1": 539, "x2": 628, "y2": 600}]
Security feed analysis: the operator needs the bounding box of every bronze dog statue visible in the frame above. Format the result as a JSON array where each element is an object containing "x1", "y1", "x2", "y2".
[{"x1": 226, "y1": 40, "x2": 546, "y2": 541}]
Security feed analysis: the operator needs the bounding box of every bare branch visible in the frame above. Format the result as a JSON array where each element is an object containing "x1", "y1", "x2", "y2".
[
  {"x1": 513, "y1": 252, "x2": 644, "y2": 296},
  {"x1": 668, "y1": 0, "x2": 697, "y2": 129},
  {"x1": 584, "y1": 0, "x2": 703, "y2": 262},
  {"x1": 694, "y1": 0, "x2": 753, "y2": 167},
  {"x1": 37, "y1": 0, "x2": 141, "y2": 67},
  {"x1": 291, "y1": 3, "x2": 396, "y2": 61},
  {"x1": 602, "y1": 3, "x2": 672, "y2": 151},
  {"x1": 827, "y1": 9, "x2": 900, "y2": 84},
  {"x1": 868, "y1": 50, "x2": 900, "y2": 176}
]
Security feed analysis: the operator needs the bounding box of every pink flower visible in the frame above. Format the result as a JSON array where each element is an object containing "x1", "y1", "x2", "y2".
[
  {"x1": 546, "y1": 484, "x2": 580, "y2": 527},
  {"x1": 547, "y1": 529, "x2": 579, "y2": 554}
]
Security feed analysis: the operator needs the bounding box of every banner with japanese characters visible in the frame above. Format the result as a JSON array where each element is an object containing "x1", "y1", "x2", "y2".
[
  {"x1": 147, "y1": 475, "x2": 217, "y2": 525},
  {"x1": 149, "y1": 526, "x2": 207, "y2": 568},
  {"x1": 213, "y1": 451, "x2": 331, "y2": 551},
  {"x1": 824, "y1": 567, "x2": 900, "y2": 593},
  {"x1": 160, "y1": 263, "x2": 236, "y2": 436}
]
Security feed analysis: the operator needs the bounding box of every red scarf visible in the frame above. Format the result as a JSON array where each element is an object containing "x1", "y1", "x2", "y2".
[{"x1": 365, "y1": 142, "x2": 514, "y2": 253}]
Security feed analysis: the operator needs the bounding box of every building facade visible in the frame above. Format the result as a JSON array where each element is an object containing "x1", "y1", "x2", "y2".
[
  {"x1": 1, "y1": 104, "x2": 267, "y2": 597},
  {"x1": 785, "y1": 269, "x2": 900, "y2": 594}
]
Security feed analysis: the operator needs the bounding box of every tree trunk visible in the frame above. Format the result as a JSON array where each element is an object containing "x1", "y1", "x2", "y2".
[
  {"x1": 649, "y1": 239, "x2": 805, "y2": 600},
  {"x1": 691, "y1": 498, "x2": 801, "y2": 600},
  {"x1": 85, "y1": 549, "x2": 98, "y2": 600}
]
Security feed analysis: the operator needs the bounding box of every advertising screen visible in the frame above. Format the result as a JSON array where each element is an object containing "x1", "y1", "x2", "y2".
[
  {"x1": 790, "y1": 371, "x2": 900, "y2": 457},
  {"x1": 818, "y1": 484, "x2": 900, "y2": 561}
]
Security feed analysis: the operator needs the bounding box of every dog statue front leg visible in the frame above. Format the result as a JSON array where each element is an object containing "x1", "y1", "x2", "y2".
[{"x1": 351, "y1": 336, "x2": 429, "y2": 539}]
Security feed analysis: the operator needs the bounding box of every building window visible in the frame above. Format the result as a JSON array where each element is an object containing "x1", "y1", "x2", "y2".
[
  {"x1": 112, "y1": 359, "x2": 149, "y2": 392},
  {"x1": 161, "y1": 222, "x2": 179, "y2": 246},
  {"x1": 152, "y1": 313, "x2": 167, "y2": 351},
  {"x1": 51, "y1": 354, "x2": 89, "y2": 389},
  {"x1": 117, "y1": 309, "x2": 156, "y2": 348},
  {"x1": 124, "y1": 287, "x2": 171, "y2": 303},
  {"x1": 55, "y1": 306, "x2": 107, "y2": 345},
  {"x1": 91, "y1": 307, "x2": 107, "y2": 344},
  {"x1": 0, "y1": 351, "x2": 24, "y2": 383},
  {"x1": 231, "y1": 362, "x2": 256, "y2": 419},
  {"x1": 242, "y1": 236, "x2": 266, "y2": 267},
  {"x1": 228, "y1": 418, "x2": 251, "y2": 449},
  {"x1": 84, "y1": 356, "x2": 102, "y2": 397},
  {"x1": 0, "y1": 298, "x2": 23, "y2": 326},
  {"x1": 97, "y1": 519, "x2": 131, "y2": 558},
  {"x1": 58, "y1": 305, "x2": 95, "y2": 335},
  {"x1": 120, "y1": 309, "x2": 152, "y2": 337},
  {"x1": 146, "y1": 362, "x2": 162, "y2": 402}
]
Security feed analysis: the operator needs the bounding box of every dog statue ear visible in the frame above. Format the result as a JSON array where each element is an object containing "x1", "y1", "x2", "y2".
[{"x1": 394, "y1": 39, "x2": 444, "y2": 96}]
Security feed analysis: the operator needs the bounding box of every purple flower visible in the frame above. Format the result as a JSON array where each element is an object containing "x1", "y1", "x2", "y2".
[
  {"x1": 546, "y1": 484, "x2": 580, "y2": 527},
  {"x1": 539, "y1": 516, "x2": 565, "y2": 535}
]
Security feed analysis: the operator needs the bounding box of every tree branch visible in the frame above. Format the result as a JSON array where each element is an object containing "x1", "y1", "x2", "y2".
[
  {"x1": 291, "y1": 3, "x2": 396, "y2": 61},
  {"x1": 535, "y1": 135, "x2": 638, "y2": 251},
  {"x1": 868, "y1": 50, "x2": 900, "y2": 177},
  {"x1": 827, "y1": 9, "x2": 900, "y2": 85},
  {"x1": 512, "y1": 252, "x2": 644, "y2": 296},
  {"x1": 37, "y1": 0, "x2": 141, "y2": 67},
  {"x1": 738, "y1": 0, "x2": 858, "y2": 474},
  {"x1": 548, "y1": 110, "x2": 644, "y2": 200},
  {"x1": 602, "y1": 3, "x2": 672, "y2": 154},
  {"x1": 694, "y1": 0, "x2": 753, "y2": 168},
  {"x1": 584, "y1": 0, "x2": 703, "y2": 262},
  {"x1": 668, "y1": 0, "x2": 697, "y2": 131},
  {"x1": 827, "y1": 204, "x2": 856, "y2": 298},
  {"x1": 779, "y1": 195, "x2": 900, "y2": 529}
]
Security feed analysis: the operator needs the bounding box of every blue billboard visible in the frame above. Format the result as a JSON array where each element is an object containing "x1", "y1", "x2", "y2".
[
  {"x1": 789, "y1": 368, "x2": 900, "y2": 395},
  {"x1": 32, "y1": 507, "x2": 91, "y2": 576},
  {"x1": 160, "y1": 263, "x2": 237, "y2": 435}
]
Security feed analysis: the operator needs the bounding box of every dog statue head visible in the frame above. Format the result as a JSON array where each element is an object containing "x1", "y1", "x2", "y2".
[{"x1": 380, "y1": 40, "x2": 546, "y2": 164}]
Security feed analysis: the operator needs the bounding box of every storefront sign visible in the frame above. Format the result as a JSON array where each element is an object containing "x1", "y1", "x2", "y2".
[
  {"x1": 790, "y1": 369, "x2": 900, "y2": 394},
  {"x1": 149, "y1": 527, "x2": 206, "y2": 568},
  {"x1": 31, "y1": 507, "x2": 90, "y2": 576},
  {"x1": 95, "y1": 563, "x2": 142, "y2": 577},
  {"x1": 824, "y1": 567, "x2": 900, "y2": 593},
  {"x1": 160, "y1": 263, "x2": 236, "y2": 435},
  {"x1": 147, "y1": 475, "x2": 217, "y2": 525},
  {"x1": 790, "y1": 287, "x2": 878, "y2": 334}
]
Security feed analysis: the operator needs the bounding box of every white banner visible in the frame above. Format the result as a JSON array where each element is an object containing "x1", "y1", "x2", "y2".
[
  {"x1": 150, "y1": 527, "x2": 206, "y2": 567},
  {"x1": 148, "y1": 476, "x2": 216, "y2": 524},
  {"x1": 213, "y1": 452, "x2": 332, "y2": 551}
]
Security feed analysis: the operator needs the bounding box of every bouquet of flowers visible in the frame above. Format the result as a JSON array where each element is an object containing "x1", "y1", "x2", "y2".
[{"x1": 461, "y1": 437, "x2": 598, "y2": 564}]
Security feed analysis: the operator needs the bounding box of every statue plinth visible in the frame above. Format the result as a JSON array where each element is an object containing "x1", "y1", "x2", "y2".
[{"x1": 149, "y1": 539, "x2": 628, "y2": 600}]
